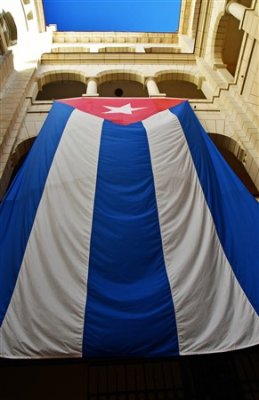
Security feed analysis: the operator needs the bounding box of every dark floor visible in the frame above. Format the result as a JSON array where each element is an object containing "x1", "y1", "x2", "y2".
[{"x1": 1, "y1": 346, "x2": 259, "y2": 400}]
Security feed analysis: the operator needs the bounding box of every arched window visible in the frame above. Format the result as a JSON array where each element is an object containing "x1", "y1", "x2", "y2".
[
  {"x1": 214, "y1": 0, "x2": 253, "y2": 77},
  {"x1": 209, "y1": 134, "x2": 259, "y2": 197},
  {"x1": 0, "y1": 11, "x2": 17, "y2": 47},
  {"x1": 221, "y1": 15, "x2": 244, "y2": 76},
  {"x1": 36, "y1": 80, "x2": 86, "y2": 100},
  {"x1": 157, "y1": 80, "x2": 205, "y2": 99},
  {"x1": 98, "y1": 79, "x2": 148, "y2": 97},
  {"x1": 0, "y1": 138, "x2": 35, "y2": 201}
]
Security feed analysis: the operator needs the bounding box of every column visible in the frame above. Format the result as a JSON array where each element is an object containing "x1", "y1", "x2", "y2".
[
  {"x1": 226, "y1": 1, "x2": 247, "y2": 23},
  {"x1": 83, "y1": 78, "x2": 99, "y2": 97},
  {"x1": 145, "y1": 78, "x2": 166, "y2": 97}
]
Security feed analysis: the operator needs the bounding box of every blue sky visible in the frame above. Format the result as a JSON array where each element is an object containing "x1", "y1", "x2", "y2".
[{"x1": 43, "y1": 0, "x2": 182, "y2": 32}]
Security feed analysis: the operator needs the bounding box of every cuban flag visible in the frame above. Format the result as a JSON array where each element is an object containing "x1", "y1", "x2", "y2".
[{"x1": 0, "y1": 98, "x2": 258, "y2": 359}]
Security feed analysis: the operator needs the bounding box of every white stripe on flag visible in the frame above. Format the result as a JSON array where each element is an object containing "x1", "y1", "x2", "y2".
[
  {"x1": 1, "y1": 109, "x2": 103, "y2": 358},
  {"x1": 143, "y1": 110, "x2": 259, "y2": 355}
]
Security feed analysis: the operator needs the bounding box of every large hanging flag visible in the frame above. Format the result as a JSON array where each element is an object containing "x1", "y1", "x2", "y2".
[{"x1": 0, "y1": 98, "x2": 258, "y2": 359}]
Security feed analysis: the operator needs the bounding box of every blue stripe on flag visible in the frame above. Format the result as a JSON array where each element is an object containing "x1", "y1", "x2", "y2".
[
  {"x1": 0, "y1": 102, "x2": 74, "y2": 326},
  {"x1": 83, "y1": 120, "x2": 179, "y2": 357},
  {"x1": 171, "y1": 101, "x2": 259, "y2": 314}
]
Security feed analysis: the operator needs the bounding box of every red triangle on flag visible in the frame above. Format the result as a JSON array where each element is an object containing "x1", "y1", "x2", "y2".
[{"x1": 58, "y1": 97, "x2": 186, "y2": 125}]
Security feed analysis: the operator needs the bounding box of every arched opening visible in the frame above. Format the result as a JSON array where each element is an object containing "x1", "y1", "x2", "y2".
[
  {"x1": 0, "y1": 10, "x2": 17, "y2": 47},
  {"x1": 158, "y1": 80, "x2": 205, "y2": 99},
  {"x1": 222, "y1": 15, "x2": 244, "y2": 76},
  {"x1": 0, "y1": 137, "x2": 36, "y2": 201},
  {"x1": 0, "y1": 33, "x2": 5, "y2": 54},
  {"x1": 36, "y1": 80, "x2": 86, "y2": 100},
  {"x1": 214, "y1": 5, "x2": 253, "y2": 77},
  {"x1": 97, "y1": 71, "x2": 147, "y2": 98},
  {"x1": 209, "y1": 134, "x2": 259, "y2": 197},
  {"x1": 99, "y1": 80, "x2": 148, "y2": 97},
  {"x1": 10, "y1": 138, "x2": 36, "y2": 181}
]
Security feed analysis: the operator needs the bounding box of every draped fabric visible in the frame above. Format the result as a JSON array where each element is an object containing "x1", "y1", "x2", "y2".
[{"x1": 0, "y1": 98, "x2": 258, "y2": 359}]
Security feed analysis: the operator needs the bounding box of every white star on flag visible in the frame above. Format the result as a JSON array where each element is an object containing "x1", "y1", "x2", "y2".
[{"x1": 102, "y1": 103, "x2": 147, "y2": 115}]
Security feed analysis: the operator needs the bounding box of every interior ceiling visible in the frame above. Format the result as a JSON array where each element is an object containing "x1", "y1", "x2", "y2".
[{"x1": 42, "y1": 0, "x2": 182, "y2": 33}]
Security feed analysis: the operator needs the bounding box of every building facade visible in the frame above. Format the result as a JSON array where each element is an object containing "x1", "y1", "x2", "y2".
[{"x1": 0, "y1": 2, "x2": 259, "y2": 398}]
